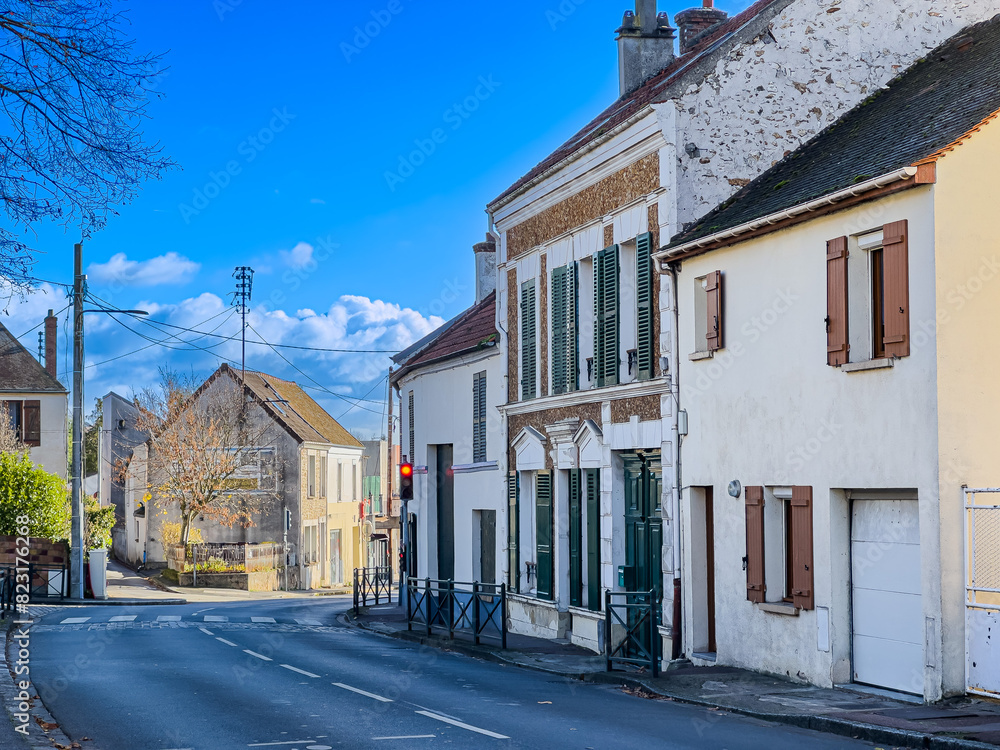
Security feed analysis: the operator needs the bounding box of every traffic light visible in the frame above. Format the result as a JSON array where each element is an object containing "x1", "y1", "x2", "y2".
[{"x1": 400, "y1": 462, "x2": 414, "y2": 501}]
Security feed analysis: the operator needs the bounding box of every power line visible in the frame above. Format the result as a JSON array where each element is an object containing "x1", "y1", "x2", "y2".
[
  {"x1": 337, "y1": 374, "x2": 389, "y2": 420},
  {"x1": 14, "y1": 302, "x2": 72, "y2": 338}
]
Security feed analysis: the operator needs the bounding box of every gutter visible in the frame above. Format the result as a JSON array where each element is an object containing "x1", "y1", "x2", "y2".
[{"x1": 655, "y1": 166, "x2": 921, "y2": 262}]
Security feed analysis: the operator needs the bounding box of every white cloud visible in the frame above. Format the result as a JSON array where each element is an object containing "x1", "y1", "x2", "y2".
[
  {"x1": 280, "y1": 242, "x2": 315, "y2": 270},
  {"x1": 87, "y1": 252, "x2": 200, "y2": 287}
]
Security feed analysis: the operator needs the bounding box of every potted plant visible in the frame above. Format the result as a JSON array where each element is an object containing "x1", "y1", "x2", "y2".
[{"x1": 84, "y1": 496, "x2": 115, "y2": 600}]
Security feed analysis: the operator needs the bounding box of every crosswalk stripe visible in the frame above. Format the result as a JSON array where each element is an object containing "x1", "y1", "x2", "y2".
[
  {"x1": 251, "y1": 616, "x2": 276, "y2": 623},
  {"x1": 204, "y1": 615, "x2": 228, "y2": 622},
  {"x1": 61, "y1": 617, "x2": 90, "y2": 624},
  {"x1": 295, "y1": 618, "x2": 322, "y2": 626},
  {"x1": 108, "y1": 615, "x2": 137, "y2": 622},
  {"x1": 156, "y1": 615, "x2": 182, "y2": 622}
]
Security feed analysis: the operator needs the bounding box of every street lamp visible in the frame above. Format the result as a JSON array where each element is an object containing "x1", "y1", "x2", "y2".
[{"x1": 70, "y1": 242, "x2": 149, "y2": 601}]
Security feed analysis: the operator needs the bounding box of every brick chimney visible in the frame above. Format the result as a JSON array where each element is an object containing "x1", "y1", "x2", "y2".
[
  {"x1": 473, "y1": 234, "x2": 497, "y2": 304},
  {"x1": 44, "y1": 309, "x2": 57, "y2": 378},
  {"x1": 674, "y1": 0, "x2": 728, "y2": 55},
  {"x1": 616, "y1": 1, "x2": 676, "y2": 96}
]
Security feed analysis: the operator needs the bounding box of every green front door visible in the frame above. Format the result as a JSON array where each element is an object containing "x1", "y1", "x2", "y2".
[{"x1": 623, "y1": 452, "x2": 662, "y2": 655}]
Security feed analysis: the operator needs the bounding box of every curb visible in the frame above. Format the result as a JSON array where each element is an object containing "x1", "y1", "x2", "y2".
[
  {"x1": 62, "y1": 597, "x2": 188, "y2": 606},
  {"x1": 344, "y1": 614, "x2": 996, "y2": 750}
]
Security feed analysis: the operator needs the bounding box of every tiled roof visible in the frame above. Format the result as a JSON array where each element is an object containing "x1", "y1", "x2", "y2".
[
  {"x1": 222, "y1": 365, "x2": 363, "y2": 449},
  {"x1": 667, "y1": 15, "x2": 1000, "y2": 249},
  {"x1": 488, "y1": 0, "x2": 786, "y2": 210},
  {"x1": 392, "y1": 291, "x2": 497, "y2": 380},
  {"x1": 0, "y1": 320, "x2": 66, "y2": 393}
]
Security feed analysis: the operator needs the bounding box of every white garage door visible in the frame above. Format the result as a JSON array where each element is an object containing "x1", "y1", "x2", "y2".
[{"x1": 851, "y1": 498, "x2": 923, "y2": 694}]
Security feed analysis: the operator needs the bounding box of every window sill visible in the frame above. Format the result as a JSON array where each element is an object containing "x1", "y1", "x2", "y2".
[
  {"x1": 841, "y1": 358, "x2": 894, "y2": 373},
  {"x1": 689, "y1": 351, "x2": 714, "y2": 361},
  {"x1": 757, "y1": 602, "x2": 800, "y2": 616}
]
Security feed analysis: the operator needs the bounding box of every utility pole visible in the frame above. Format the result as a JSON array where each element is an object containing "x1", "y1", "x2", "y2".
[
  {"x1": 70, "y1": 243, "x2": 85, "y2": 600},
  {"x1": 231, "y1": 266, "x2": 254, "y2": 376}
]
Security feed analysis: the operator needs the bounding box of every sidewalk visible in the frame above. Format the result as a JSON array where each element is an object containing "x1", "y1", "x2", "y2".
[
  {"x1": 134, "y1": 563, "x2": 354, "y2": 602},
  {"x1": 349, "y1": 604, "x2": 1000, "y2": 750}
]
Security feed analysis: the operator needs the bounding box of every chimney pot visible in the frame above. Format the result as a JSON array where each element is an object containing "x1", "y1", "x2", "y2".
[
  {"x1": 44, "y1": 309, "x2": 57, "y2": 379},
  {"x1": 473, "y1": 234, "x2": 497, "y2": 304},
  {"x1": 617, "y1": 1, "x2": 676, "y2": 96},
  {"x1": 674, "y1": 2, "x2": 728, "y2": 55}
]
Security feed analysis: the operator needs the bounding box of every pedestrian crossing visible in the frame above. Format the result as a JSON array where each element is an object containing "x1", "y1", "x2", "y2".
[{"x1": 54, "y1": 614, "x2": 338, "y2": 627}]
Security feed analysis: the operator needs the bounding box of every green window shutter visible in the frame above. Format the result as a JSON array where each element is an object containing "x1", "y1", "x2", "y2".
[
  {"x1": 585, "y1": 468, "x2": 601, "y2": 611},
  {"x1": 536, "y1": 471, "x2": 554, "y2": 601},
  {"x1": 508, "y1": 471, "x2": 519, "y2": 592},
  {"x1": 472, "y1": 372, "x2": 487, "y2": 463},
  {"x1": 520, "y1": 280, "x2": 537, "y2": 400},
  {"x1": 636, "y1": 232, "x2": 654, "y2": 381},
  {"x1": 568, "y1": 262, "x2": 579, "y2": 392},
  {"x1": 551, "y1": 265, "x2": 567, "y2": 395},
  {"x1": 596, "y1": 246, "x2": 620, "y2": 387},
  {"x1": 569, "y1": 469, "x2": 582, "y2": 607}
]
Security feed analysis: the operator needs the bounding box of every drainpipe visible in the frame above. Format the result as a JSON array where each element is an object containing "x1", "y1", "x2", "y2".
[{"x1": 668, "y1": 260, "x2": 683, "y2": 661}]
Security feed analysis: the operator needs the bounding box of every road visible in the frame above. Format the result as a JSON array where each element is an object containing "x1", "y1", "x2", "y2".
[{"x1": 26, "y1": 597, "x2": 880, "y2": 750}]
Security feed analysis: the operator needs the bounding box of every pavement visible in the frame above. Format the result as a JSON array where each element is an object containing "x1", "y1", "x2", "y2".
[{"x1": 350, "y1": 601, "x2": 1000, "y2": 750}]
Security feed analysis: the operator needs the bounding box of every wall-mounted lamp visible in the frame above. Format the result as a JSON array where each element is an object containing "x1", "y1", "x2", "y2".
[
  {"x1": 728, "y1": 480, "x2": 742, "y2": 498},
  {"x1": 685, "y1": 143, "x2": 700, "y2": 158}
]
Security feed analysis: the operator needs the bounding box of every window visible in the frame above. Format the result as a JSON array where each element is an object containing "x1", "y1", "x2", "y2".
[
  {"x1": 635, "y1": 232, "x2": 655, "y2": 380},
  {"x1": 829, "y1": 220, "x2": 910, "y2": 366},
  {"x1": 352, "y1": 461, "x2": 358, "y2": 501},
  {"x1": 569, "y1": 468, "x2": 601, "y2": 611},
  {"x1": 320, "y1": 454, "x2": 327, "y2": 498},
  {"x1": 1, "y1": 400, "x2": 40, "y2": 447},
  {"x1": 535, "y1": 471, "x2": 553, "y2": 601},
  {"x1": 550, "y1": 263, "x2": 579, "y2": 395},
  {"x1": 258, "y1": 448, "x2": 276, "y2": 491},
  {"x1": 520, "y1": 279, "x2": 537, "y2": 400},
  {"x1": 693, "y1": 271, "x2": 723, "y2": 354},
  {"x1": 408, "y1": 391, "x2": 415, "y2": 463},
  {"x1": 307, "y1": 453, "x2": 316, "y2": 497},
  {"x1": 337, "y1": 460, "x2": 343, "y2": 501},
  {"x1": 744, "y1": 486, "x2": 814, "y2": 610},
  {"x1": 508, "y1": 472, "x2": 519, "y2": 592},
  {"x1": 472, "y1": 371, "x2": 487, "y2": 463},
  {"x1": 595, "y1": 245, "x2": 620, "y2": 386}
]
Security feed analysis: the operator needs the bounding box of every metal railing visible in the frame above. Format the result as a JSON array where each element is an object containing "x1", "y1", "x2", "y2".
[
  {"x1": 0, "y1": 562, "x2": 67, "y2": 613},
  {"x1": 605, "y1": 589, "x2": 660, "y2": 677},
  {"x1": 188, "y1": 542, "x2": 282, "y2": 572},
  {"x1": 354, "y1": 566, "x2": 393, "y2": 613},
  {"x1": 406, "y1": 577, "x2": 507, "y2": 648}
]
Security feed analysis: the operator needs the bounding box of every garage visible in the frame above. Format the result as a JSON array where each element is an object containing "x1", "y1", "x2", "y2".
[{"x1": 851, "y1": 497, "x2": 923, "y2": 694}]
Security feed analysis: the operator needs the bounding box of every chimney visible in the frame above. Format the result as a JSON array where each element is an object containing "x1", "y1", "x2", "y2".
[
  {"x1": 616, "y1": 1, "x2": 676, "y2": 96},
  {"x1": 44, "y1": 309, "x2": 57, "y2": 378},
  {"x1": 473, "y1": 234, "x2": 497, "y2": 304},
  {"x1": 674, "y1": 0, "x2": 728, "y2": 56}
]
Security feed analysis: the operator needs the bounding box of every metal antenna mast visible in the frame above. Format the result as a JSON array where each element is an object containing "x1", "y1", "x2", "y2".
[{"x1": 232, "y1": 266, "x2": 254, "y2": 376}]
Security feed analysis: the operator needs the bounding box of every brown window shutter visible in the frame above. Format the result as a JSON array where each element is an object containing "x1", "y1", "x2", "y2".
[
  {"x1": 706, "y1": 270, "x2": 723, "y2": 352},
  {"x1": 744, "y1": 486, "x2": 765, "y2": 603},
  {"x1": 826, "y1": 236, "x2": 849, "y2": 366},
  {"x1": 22, "y1": 400, "x2": 41, "y2": 447},
  {"x1": 790, "y1": 486, "x2": 814, "y2": 610},
  {"x1": 882, "y1": 220, "x2": 910, "y2": 358}
]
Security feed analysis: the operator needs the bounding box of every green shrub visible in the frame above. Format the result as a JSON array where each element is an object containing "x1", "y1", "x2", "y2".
[
  {"x1": 0, "y1": 452, "x2": 70, "y2": 539},
  {"x1": 161, "y1": 567, "x2": 179, "y2": 583},
  {"x1": 84, "y1": 496, "x2": 115, "y2": 552}
]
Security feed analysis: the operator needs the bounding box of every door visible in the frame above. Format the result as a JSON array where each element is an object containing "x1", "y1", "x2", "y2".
[
  {"x1": 436, "y1": 445, "x2": 455, "y2": 581},
  {"x1": 851, "y1": 498, "x2": 922, "y2": 694},
  {"x1": 966, "y1": 488, "x2": 1000, "y2": 697},
  {"x1": 705, "y1": 487, "x2": 716, "y2": 653},
  {"x1": 623, "y1": 452, "x2": 662, "y2": 657},
  {"x1": 480, "y1": 510, "x2": 496, "y2": 585},
  {"x1": 330, "y1": 529, "x2": 342, "y2": 584}
]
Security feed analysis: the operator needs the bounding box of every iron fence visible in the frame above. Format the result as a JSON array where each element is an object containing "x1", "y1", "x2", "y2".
[
  {"x1": 0, "y1": 562, "x2": 67, "y2": 613},
  {"x1": 406, "y1": 577, "x2": 507, "y2": 648},
  {"x1": 605, "y1": 589, "x2": 660, "y2": 677},
  {"x1": 188, "y1": 542, "x2": 282, "y2": 572},
  {"x1": 353, "y1": 566, "x2": 393, "y2": 613}
]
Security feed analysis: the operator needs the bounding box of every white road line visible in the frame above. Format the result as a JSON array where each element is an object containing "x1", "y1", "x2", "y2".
[
  {"x1": 280, "y1": 664, "x2": 319, "y2": 678},
  {"x1": 156, "y1": 615, "x2": 181, "y2": 622},
  {"x1": 216, "y1": 637, "x2": 238, "y2": 647},
  {"x1": 247, "y1": 741, "x2": 316, "y2": 747},
  {"x1": 332, "y1": 682, "x2": 393, "y2": 702},
  {"x1": 251, "y1": 616, "x2": 276, "y2": 623},
  {"x1": 61, "y1": 617, "x2": 90, "y2": 624},
  {"x1": 198, "y1": 627, "x2": 214, "y2": 636},
  {"x1": 243, "y1": 649, "x2": 272, "y2": 662},
  {"x1": 295, "y1": 618, "x2": 322, "y2": 626},
  {"x1": 372, "y1": 736, "x2": 436, "y2": 741},
  {"x1": 108, "y1": 615, "x2": 137, "y2": 622},
  {"x1": 204, "y1": 615, "x2": 228, "y2": 622},
  {"x1": 415, "y1": 710, "x2": 509, "y2": 740}
]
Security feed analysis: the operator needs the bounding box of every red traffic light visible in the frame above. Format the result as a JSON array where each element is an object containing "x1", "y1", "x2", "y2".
[{"x1": 400, "y1": 463, "x2": 413, "y2": 478}]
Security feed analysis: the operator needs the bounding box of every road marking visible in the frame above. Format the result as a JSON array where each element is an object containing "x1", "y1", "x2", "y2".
[
  {"x1": 372, "y1": 736, "x2": 435, "y2": 742},
  {"x1": 251, "y1": 616, "x2": 276, "y2": 623},
  {"x1": 280, "y1": 664, "x2": 319, "y2": 678},
  {"x1": 243, "y1": 649, "x2": 272, "y2": 662},
  {"x1": 156, "y1": 615, "x2": 181, "y2": 622},
  {"x1": 204, "y1": 615, "x2": 228, "y2": 622},
  {"x1": 109, "y1": 615, "x2": 137, "y2": 622},
  {"x1": 199, "y1": 627, "x2": 214, "y2": 636},
  {"x1": 61, "y1": 617, "x2": 90, "y2": 624},
  {"x1": 415, "y1": 710, "x2": 509, "y2": 740},
  {"x1": 332, "y1": 682, "x2": 393, "y2": 702},
  {"x1": 247, "y1": 742, "x2": 316, "y2": 747},
  {"x1": 295, "y1": 618, "x2": 322, "y2": 626},
  {"x1": 216, "y1": 637, "x2": 239, "y2": 647}
]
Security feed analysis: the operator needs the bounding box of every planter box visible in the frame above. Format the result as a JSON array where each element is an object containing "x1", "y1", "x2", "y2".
[{"x1": 177, "y1": 569, "x2": 279, "y2": 591}]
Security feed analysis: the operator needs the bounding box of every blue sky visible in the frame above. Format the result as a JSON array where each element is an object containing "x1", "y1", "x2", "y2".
[{"x1": 2, "y1": 0, "x2": 752, "y2": 436}]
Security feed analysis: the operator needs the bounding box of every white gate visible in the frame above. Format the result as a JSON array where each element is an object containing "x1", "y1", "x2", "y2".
[{"x1": 965, "y1": 487, "x2": 1000, "y2": 698}]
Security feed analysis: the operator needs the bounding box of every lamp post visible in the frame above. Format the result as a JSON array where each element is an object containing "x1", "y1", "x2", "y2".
[{"x1": 69, "y1": 242, "x2": 148, "y2": 601}]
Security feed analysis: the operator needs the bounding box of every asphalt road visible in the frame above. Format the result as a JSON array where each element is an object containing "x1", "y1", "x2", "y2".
[{"x1": 25, "y1": 597, "x2": 880, "y2": 750}]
